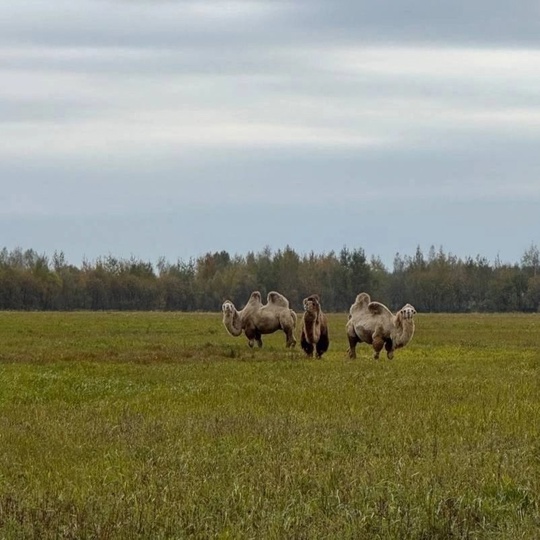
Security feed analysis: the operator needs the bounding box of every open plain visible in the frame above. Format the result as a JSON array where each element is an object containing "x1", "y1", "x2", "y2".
[{"x1": 0, "y1": 311, "x2": 538, "y2": 539}]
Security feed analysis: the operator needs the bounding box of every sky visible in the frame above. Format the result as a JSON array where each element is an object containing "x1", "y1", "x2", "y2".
[{"x1": 1, "y1": 0, "x2": 539, "y2": 270}]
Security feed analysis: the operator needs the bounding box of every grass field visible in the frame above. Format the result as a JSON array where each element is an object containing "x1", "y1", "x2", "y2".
[{"x1": 0, "y1": 311, "x2": 538, "y2": 539}]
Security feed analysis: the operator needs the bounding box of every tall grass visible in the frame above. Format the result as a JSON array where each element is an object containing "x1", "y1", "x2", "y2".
[{"x1": 0, "y1": 312, "x2": 538, "y2": 538}]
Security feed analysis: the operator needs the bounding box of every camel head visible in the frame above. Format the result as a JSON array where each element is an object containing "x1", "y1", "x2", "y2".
[
  {"x1": 399, "y1": 303, "x2": 417, "y2": 320},
  {"x1": 221, "y1": 299, "x2": 243, "y2": 337},
  {"x1": 303, "y1": 294, "x2": 321, "y2": 313},
  {"x1": 222, "y1": 300, "x2": 236, "y2": 315}
]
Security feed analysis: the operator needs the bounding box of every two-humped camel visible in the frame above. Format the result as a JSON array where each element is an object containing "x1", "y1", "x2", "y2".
[
  {"x1": 222, "y1": 291, "x2": 297, "y2": 348},
  {"x1": 300, "y1": 294, "x2": 329, "y2": 358},
  {"x1": 346, "y1": 292, "x2": 416, "y2": 359}
]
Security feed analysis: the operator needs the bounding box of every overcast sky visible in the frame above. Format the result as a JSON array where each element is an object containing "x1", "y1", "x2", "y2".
[{"x1": 2, "y1": 0, "x2": 539, "y2": 269}]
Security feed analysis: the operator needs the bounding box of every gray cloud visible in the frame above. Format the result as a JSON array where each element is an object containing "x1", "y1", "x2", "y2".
[
  {"x1": 289, "y1": 1, "x2": 540, "y2": 46},
  {"x1": 3, "y1": 1, "x2": 539, "y2": 49},
  {"x1": 1, "y1": 0, "x2": 538, "y2": 265},
  {"x1": 2, "y1": 134, "x2": 538, "y2": 221},
  {"x1": 0, "y1": 1, "x2": 290, "y2": 48}
]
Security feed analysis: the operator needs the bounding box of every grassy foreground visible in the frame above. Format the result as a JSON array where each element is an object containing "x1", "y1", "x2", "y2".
[{"x1": 0, "y1": 311, "x2": 538, "y2": 539}]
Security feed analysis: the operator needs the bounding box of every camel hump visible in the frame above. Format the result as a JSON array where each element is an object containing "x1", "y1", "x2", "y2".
[
  {"x1": 367, "y1": 301, "x2": 393, "y2": 317},
  {"x1": 267, "y1": 291, "x2": 290, "y2": 308},
  {"x1": 247, "y1": 291, "x2": 262, "y2": 305},
  {"x1": 355, "y1": 292, "x2": 371, "y2": 308}
]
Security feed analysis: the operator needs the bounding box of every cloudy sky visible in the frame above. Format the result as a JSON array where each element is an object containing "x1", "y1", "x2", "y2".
[{"x1": 2, "y1": 0, "x2": 539, "y2": 269}]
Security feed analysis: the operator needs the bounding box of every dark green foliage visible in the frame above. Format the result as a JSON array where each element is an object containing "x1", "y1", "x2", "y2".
[{"x1": 0, "y1": 244, "x2": 539, "y2": 312}]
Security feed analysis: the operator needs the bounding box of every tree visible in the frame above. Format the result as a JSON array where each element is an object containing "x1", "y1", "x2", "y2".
[
  {"x1": 1, "y1": 244, "x2": 540, "y2": 313},
  {"x1": 521, "y1": 243, "x2": 540, "y2": 277}
]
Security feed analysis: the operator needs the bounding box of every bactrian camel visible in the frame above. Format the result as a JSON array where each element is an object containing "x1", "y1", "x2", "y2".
[
  {"x1": 346, "y1": 292, "x2": 416, "y2": 359},
  {"x1": 222, "y1": 291, "x2": 297, "y2": 348}
]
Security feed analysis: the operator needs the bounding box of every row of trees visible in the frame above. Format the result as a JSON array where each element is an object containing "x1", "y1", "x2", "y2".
[{"x1": 0, "y1": 244, "x2": 539, "y2": 313}]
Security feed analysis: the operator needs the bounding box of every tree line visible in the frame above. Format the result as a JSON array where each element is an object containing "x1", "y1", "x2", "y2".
[{"x1": 0, "y1": 244, "x2": 539, "y2": 313}]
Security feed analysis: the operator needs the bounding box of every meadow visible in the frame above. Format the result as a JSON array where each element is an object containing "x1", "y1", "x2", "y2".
[{"x1": 0, "y1": 311, "x2": 538, "y2": 539}]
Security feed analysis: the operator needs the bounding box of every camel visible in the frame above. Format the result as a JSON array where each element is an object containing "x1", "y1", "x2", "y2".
[
  {"x1": 221, "y1": 291, "x2": 297, "y2": 348},
  {"x1": 346, "y1": 292, "x2": 416, "y2": 360},
  {"x1": 300, "y1": 294, "x2": 329, "y2": 358}
]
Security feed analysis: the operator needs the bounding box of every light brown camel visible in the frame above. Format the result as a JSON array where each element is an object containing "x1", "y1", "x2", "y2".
[
  {"x1": 222, "y1": 291, "x2": 297, "y2": 348},
  {"x1": 346, "y1": 292, "x2": 416, "y2": 359},
  {"x1": 300, "y1": 294, "x2": 329, "y2": 358}
]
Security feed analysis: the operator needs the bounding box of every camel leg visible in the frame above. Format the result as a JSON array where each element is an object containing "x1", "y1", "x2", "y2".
[
  {"x1": 385, "y1": 339, "x2": 395, "y2": 360},
  {"x1": 285, "y1": 329, "x2": 296, "y2": 348},
  {"x1": 300, "y1": 330, "x2": 314, "y2": 357},
  {"x1": 316, "y1": 332, "x2": 329, "y2": 359},
  {"x1": 301, "y1": 340, "x2": 314, "y2": 357},
  {"x1": 372, "y1": 336, "x2": 385, "y2": 360},
  {"x1": 245, "y1": 328, "x2": 260, "y2": 348},
  {"x1": 347, "y1": 333, "x2": 359, "y2": 359}
]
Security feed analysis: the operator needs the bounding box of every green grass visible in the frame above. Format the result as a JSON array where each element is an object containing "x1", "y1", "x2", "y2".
[{"x1": 0, "y1": 312, "x2": 538, "y2": 539}]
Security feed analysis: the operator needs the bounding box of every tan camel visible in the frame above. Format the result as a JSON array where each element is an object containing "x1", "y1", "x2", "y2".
[
  {"x1": 222, "y1": 291, "x2": 297, "y2": 348},
  {"x1": 300, "y1": 294, "x2": 329, "y2": 358},
  {"x1": 346, "y1": 292, "x2": 416, "y2": 359}
]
